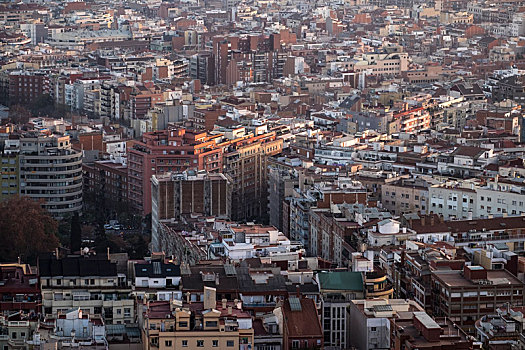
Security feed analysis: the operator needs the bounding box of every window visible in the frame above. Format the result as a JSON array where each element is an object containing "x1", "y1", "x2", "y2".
[
  {"x1": 371, "y1": 327, "x2": 377, "y2": 331},
  {"x1": 292, "y1": 340, "x2": 300, "y2": 349},
  {"x1": 206, "y1": 321, "x2": 218, "y2": 328},
  {"x1": 227, "y1": 340, "x2": 234, "y2": 347},
  {"x1": 212, "y1": 340, "x2": 218, "y2": 347},
  {"x1": 178, "y1": 321, "x2": 188, "y2": 328},
  {"x1": 165, "y1": 341, "x2": 172, "y2": 347},
  {"x1": 197, "y1": 340, "x2": 204, "y2": 347},
  {"x1": 181, "y1": 340, "x2": 188, "y2": 347}
]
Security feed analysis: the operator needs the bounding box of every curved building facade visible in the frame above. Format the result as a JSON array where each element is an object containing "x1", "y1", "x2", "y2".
[{"x1": 19, "y1": 134, "x2": 82, "y2": 216}]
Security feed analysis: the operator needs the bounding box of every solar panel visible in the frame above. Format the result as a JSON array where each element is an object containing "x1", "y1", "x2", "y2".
[
  {"x1": 289, "y1": 297, "x2": 302, "y2": 312},
  {"x1": 224, "y1": 264, "x2": 237, "y2": 276},
  {"x1": 373, "y1": 304, "x2": 393, "y2": 312}
]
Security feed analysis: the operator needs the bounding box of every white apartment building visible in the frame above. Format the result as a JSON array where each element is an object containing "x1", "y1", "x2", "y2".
[
  {"x1": 429, "y1": 181, "x2": 478, "y2": 220},
  {"x1": 477, "y1": 178, "x2": 525, "y2": 218},
  {"x1": 429, "y1": 178, "x2": 525, "y2": 219},
  {"x1": 39, "y1": 255, "x2": 134, "y2": 325}
]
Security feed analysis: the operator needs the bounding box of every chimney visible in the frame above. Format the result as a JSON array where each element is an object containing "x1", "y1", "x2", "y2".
[
  {"x1": 439, "y1": 215, "x2": 444, "y2": 223},
  {"x1": 186, "y1": 292, "x2": 190, "y2": 304},
  {"x1": 203, "y1": 286, "x2": 216, "y2": 310},
  {"x1": 222, "y1": 299, "x2": 227, "y2": 310},
  {"x1": 296, "y1": 285, "x2": 301, "y2": 297},
  {"x1": 227, "y1": 306, "x2": 233, "y2": 315},
  {"x1": 107, "y1": 247, "x2": 110, "y2": 260},
  {"x1": 421, "y1": 216, "x2": 426, "y2": 226},
  {"x1": 430, "y1": 215, "x2": 435, "y2": 226}
]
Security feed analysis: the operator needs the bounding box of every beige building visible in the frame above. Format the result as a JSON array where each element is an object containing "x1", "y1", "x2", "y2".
[
  {"x1": 440, "y1": 11, "x2": 473, "y2": 24},
  {"x1": 354, "y1": 52, "x2": 409, "y2": 77},
  {"x1": 381, "y1": 177, "x2": 432, "y2": 216},
  {"x1": 142, "y1": 288, "x2": 254, "y2": 350}
]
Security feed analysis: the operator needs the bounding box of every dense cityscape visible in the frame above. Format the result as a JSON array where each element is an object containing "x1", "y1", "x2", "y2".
[{"x1": 1, "y1": 0, "x2": 525, "y2": 349}]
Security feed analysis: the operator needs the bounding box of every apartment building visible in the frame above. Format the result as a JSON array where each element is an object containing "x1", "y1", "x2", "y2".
[
  {"x1": 141, "y1": 289, "x2": 254, "y2": 350},
  {"x1": 353, "y1": 52, "x2": 409, "y2": 77},
  {"x1": 128, "y1": 128, "x2": 222, "y2": 214},
  {"x1": 0, "y1": 141, "x2": 19, "y2": 201},
  {"x1": 281, "y1": 297, "x2": 323, "y2": 350},
  {"x1": 9, "y1": 70, "x2": 50, "y2": 105},
  {"x1": 267, "y1": 167, "x2": 298, "y2": 233},
  {"x1": 83, "y1": 159, "x2": 128, "y2": 210},
  {"x1": 222, "y1": 131, "x2": 283, "y2": 222},
  {"x1": 432, "y1": 265, "x2": 525, "y2": 333},
  {"x1": 429, "y1": 181, "x2": 477, "y2": 220},
  {"x1": 133, "y1": 260, "x2": 182, "y2": 302},
  {"x1": 18, "y1": 133, "x2": 83, "y2": 216},
  {"x1": 38, "y1": 255, "x2": 134, "y2": 325},
  {"x1": 437, "y1": 146, "x2": 496, "y2": 179},
  {"x1": 429, "y1": 177, "x2": 525, "y2": 219},
  {"x1": 475, "y1": 306, "x2": 525, "y2": 349},
  {"x1": 381, "y1": 176, "x2": 432, "y2": 216},
  {"x1": 349, "y1": 299, "x2": 424, "y2": 350},
  {"x1": 317, "y1": 271, "x2": 364, "y2": 349},
  {"x1": 477, "y1": 177, "x2": 525, "y2": 218},
  {"x1": 151, "y1": 170, "x2": 231, "y2": 251},
  {"x1": 393, "y1": 313, "x2": 472, "y2": 350},
  {"x1": 0, "y1": 263, "x2": 40, "y2": 314},
  {"x1": 409, "y1": 214, "x2": 525, "y2": 250}
]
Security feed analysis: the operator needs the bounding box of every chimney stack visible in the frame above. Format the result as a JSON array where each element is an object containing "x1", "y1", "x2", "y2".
[
  {"x1": 227, "y1": 306, "x2": 233, "y2": 315},
  {"x1": 203, "y1": 286, "x2": 216, "y2": 310},
  {"x1": 430, "y1": 215, "x2": 435, "y2": 226},
  {"x1": 421, "y1": 216, "x2": 426, "y2": 226},
  {"x1": 222, "y1": 299, "x2": 227, "y2": 310}
]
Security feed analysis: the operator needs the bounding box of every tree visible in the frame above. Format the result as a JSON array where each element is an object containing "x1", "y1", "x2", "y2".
[
  {"x1": 0, "y1": 196, "x2": 59, "y2": 263},
  {"x1": 8, "y1": 105, "x2": 32, "y2": 124},
  {"x1": 94, "y1": 222, "x2": 110, "y2": 255},
  {"x1": 70, "y1": 212, "x2": 82, "y2": 253}
]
